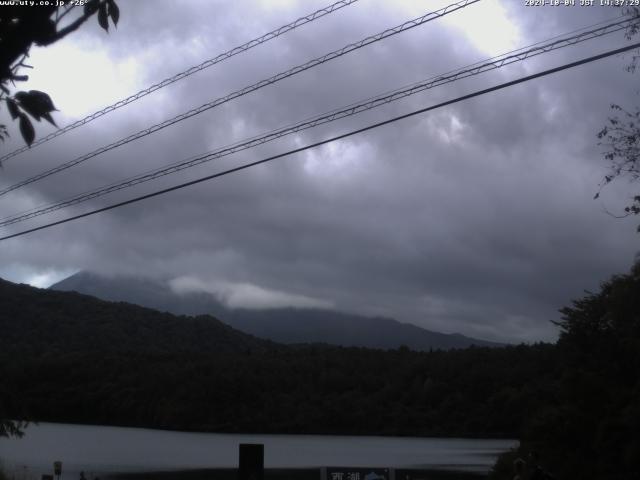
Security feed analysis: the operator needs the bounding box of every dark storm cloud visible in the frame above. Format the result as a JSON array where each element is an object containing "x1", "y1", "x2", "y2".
[{"x1": 1, "y1": 0, "x2": 638, "y2": 343}]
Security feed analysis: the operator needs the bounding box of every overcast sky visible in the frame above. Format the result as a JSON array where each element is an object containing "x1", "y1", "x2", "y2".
[{"x1": 1, "y1": 0, "x2": 639, "y2": 343}]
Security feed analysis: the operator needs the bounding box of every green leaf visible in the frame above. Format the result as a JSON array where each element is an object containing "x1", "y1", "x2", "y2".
[
  {"x1": 41, "y1": 112, "x2": 57, "y2": 127},
  {"x1": 27, "y1": 90, "x2": 57, "y2": 113},
  {"x1": 6, "y1": 98, "x2": 20, "y2": 120},
  {"x1": 18, "y1": 113, "x2": 35, "y2": 146},
  {"x1": 15, "y1": 91, "x2": 39, "y2": 120},
  {"x1": 107, "y1": 0, "x2": 120, "y2": 26},
  {"x1": 84, "y1": 0, "x2": 100, "y2": 15},
  {"x1": 98, "y1": 2, "x2": 109, "y2": 31},
  {"x1": 14, "y1": 90, "x2": 57, "y2": 122}
]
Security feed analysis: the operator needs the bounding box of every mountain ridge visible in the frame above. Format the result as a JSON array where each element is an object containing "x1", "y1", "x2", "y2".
[{"x1": 50, "y1": 271, "x2": 504, "y2": 350}]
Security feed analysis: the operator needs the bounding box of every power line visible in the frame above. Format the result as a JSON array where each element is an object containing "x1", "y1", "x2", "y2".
[
  {"x1": 0, "y1": 16, "x2": 631, "y2": 228},
  {"x1": 0, "y1": 0, "x2": 361, "y2": 165},
  {"x1": 0, "y1": 0, "x2": 480, "y2": 198},
  {"x1": 1, "y1": 41, "x2": 638, "y2": 243}
]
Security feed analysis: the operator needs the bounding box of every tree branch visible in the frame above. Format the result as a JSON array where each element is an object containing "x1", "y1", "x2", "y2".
[{"x1": 40, "y1": 0, "x2": 108, "y2": 46}]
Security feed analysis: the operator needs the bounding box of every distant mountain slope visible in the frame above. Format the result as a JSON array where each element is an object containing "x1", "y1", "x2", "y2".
[
  {"x1": 0, "y1": 277, "x2": 273, "y2": 356},
  {"x1": 51, "y1": 272, "x2": 503, "y2": 350},
  {"x1": 224, "y1": 308, "x2": 500, "y2": 350}
]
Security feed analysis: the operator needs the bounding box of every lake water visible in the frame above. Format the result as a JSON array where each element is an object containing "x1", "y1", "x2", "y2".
[{"x1": 0, "y1": 423, "x2": 516, "y2": 478}]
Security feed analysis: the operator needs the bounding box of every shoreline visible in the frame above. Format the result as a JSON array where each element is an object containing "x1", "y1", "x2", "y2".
[
  {"x1": 14, "y1": 420, "x2": 515, "y2": 441},
  {"x1": 107, "y1": 468, "x2": 486, "y2": 480},
  {"x1": 1, "y1": 423, "x2": 509, "y2": 480}
]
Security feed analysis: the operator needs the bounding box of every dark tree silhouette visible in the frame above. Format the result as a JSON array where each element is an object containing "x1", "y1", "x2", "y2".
[
  {"x1": 489, "y1": 261, "x2": 640, "y2": 480},
  {"x1": 0, "y1": 0, "x2": 119, "y2": 147},
  {"x1": 0, "y1": 419, "x2": 27, "y2": 438},
  {"x1": 595, "y1": 7, "x2": 640, "y2": 228}
]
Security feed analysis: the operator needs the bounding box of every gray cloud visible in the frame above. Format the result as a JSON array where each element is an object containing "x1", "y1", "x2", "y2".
[{"x1": 1, "y1": 0, "x2": 638, "y2": 343}]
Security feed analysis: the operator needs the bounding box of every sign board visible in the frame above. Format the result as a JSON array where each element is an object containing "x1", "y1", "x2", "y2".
[
  {"x1": 53, "y1": 462, "x2": 62, "y2": 476},
  {"x1": 322, "y1": 467, "x2": 392, "y2": 480}
]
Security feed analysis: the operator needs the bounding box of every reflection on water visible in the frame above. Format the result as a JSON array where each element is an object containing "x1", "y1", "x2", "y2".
[{"x1": 0, "y1": 423, "x2": 517, "y2": 479}]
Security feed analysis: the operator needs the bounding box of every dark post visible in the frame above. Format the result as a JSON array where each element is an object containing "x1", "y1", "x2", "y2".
[
  {"x1": 53, "y1": 461, "x2": 62, "y2": 480},
  {"x1": 238, "y1": 443, "x2": 264, "y2": 480}
]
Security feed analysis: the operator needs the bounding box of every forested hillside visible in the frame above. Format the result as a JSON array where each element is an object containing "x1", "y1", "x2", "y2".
[
  {"x1": 0, "y1": 278, "x2": 273, "y2": 356},
  {"x1": 1, "y1": 345, "x2": 555, "y2": 438}
]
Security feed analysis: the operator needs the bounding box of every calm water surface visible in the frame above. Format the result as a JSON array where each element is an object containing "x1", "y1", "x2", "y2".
[{"x1": 0, "y1": 423, "x2": 516, "y2": 478}]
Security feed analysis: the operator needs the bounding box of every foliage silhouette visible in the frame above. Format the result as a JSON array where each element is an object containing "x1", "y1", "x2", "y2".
[
  {"x1": 595, "y1": 7, "x2": 640, "y2": 228},
  {"x1": 0, "y1": 0, "x2": 119, "y2": 147},
  {"x1": 490, "y1": 262, "x2": 640, "y2": 480}
]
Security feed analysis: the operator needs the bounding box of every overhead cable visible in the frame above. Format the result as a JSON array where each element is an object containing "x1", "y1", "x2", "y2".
[
  {"x1": 0, "y1": 0, "x2": 361, "y2": 164},
  {"x1": 1, "y1": 41, "x2": 638, "y2": 242},
  {"x1": 0, "y1": 16, "x2": 631, "y2": 228},
  {"x1": 0, "y1": 0, "x2": 480, "y2": 197}
]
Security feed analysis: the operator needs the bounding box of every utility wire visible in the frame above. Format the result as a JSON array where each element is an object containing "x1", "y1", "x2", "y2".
[
  {"x1": 0, "y1": 0, "x2": 361, "y2": 164},
  {"x1": 1, "y1": 41, "x2": 638, "y2": 243},
  {"x1": 0, "y1": 16, "x2": 631, "y2": 228},
  {"x1": 0, "y1": 0, "x2": 480, "y2": 198}
]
